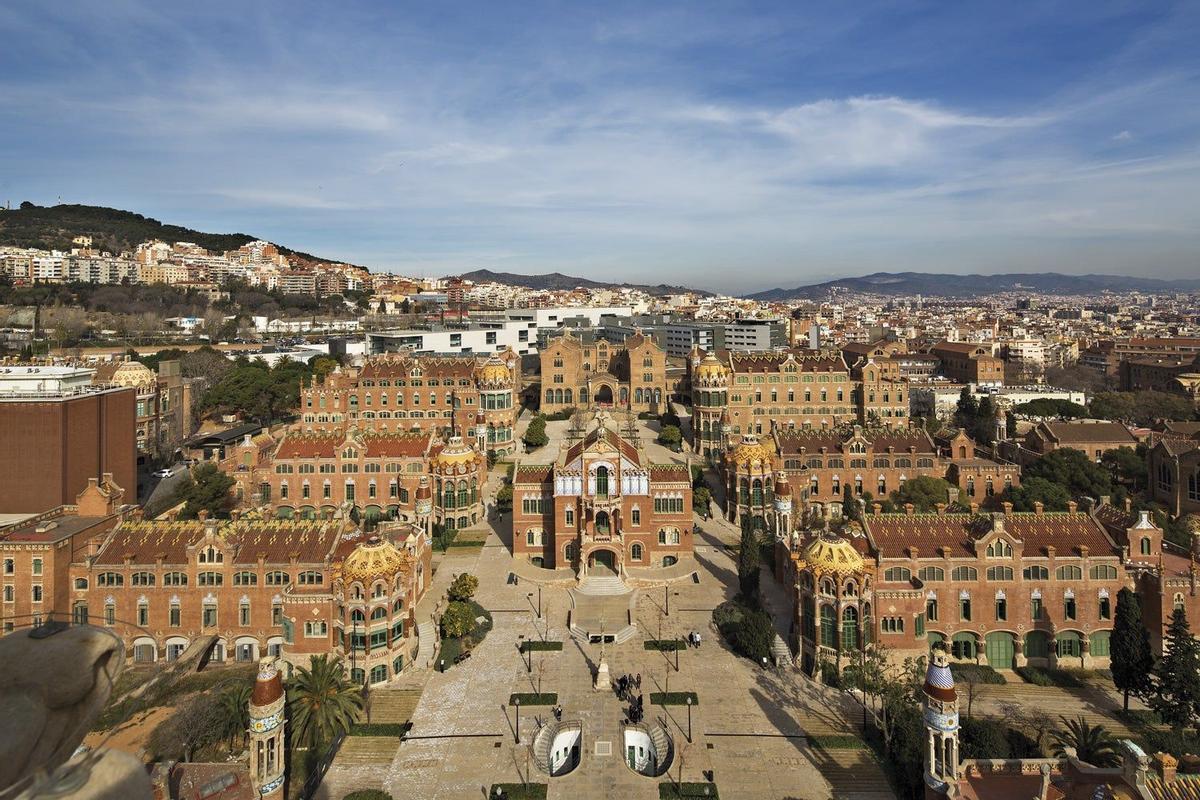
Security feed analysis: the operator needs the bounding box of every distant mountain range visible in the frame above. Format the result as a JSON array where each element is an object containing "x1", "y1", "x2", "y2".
[
  {"x1": 744, "y1": 271, "x2": 1200, "y2": 300},
  {"x1": 0, "y1": 202, "x2": 358, "y2": 268},
  {"x1": 456, "y1": 269, "x2": 713, "y2": 297}
]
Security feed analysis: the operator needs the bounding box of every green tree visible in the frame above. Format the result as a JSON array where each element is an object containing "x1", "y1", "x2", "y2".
[
  {"x1": 1150, "y1": 607, "x2": 1200, "y2": 732},
  {"x1": 523, "y1": 415, "x2": 549, "y2": 449},
  {"x1": 731, "y1": 607, "x2": 775, "y2": 662},
  {"x1": 495, "y1": 483, "x2": 513, "y2": 514},
  {"x1": 447, "y1": 573, "x2": 479, "y2": 602},
  {"x1": 1088, "y1": 392, "x2": 1137, "y2": 422},
  {"x1": 147, "y1": 693, "x2": 228, "y2": 762},
  {"x1": 890, "y1": 476, "x2": 951, "y2": 512},
  {"x1": 287, "y1": 655, "x2": 364, "y2": 750},
  {"x1": 1049, "y1": 716, "x2": 1120, "y2": 767},
  {"x1": 219, "y1": 682, "x2": 253, "y2": 749},
  {"x1": 656, "y1": 424, "x2": 682, "y2": 448},
  {"x1": 1012, "y1": 398, "x2": 1087, "y2": 419},
  {"x1": 1023, "y1": 449, "x2": 1112, "y2": 500},
  {"x1": 960, "y1": 717, "x2": 1011, "y2": 759},
  {"x1": 1102, "y1": 446, "x2": 1147, "y2": 492},
  {"x1": 841, "y1": 483, "x2": 858, "y2": 521},
  {"x1": 973, "y1": 395, "x2": 997, "y2": 446},
  {"x1": 440, "y1": 600, "x2": 476, "y2": 639},
  {"x1": 737, "y1": 516, "x2": 762, "y2": 602},
  {"x1": 1111, "y1": 588, "x2": 1154, "y2": 712},
  {"x1": 1002, "y1": 477, "x2": 1072, "y2": 512},
  {"x1": 954, "y1": 387, "x2": 979, "y2": 431},
  {"x1": 692, "y1": 486, "x2": 711, "y2": 515},
  {"x1": 175, "y1": 462, "x2": 235, "y2": 519}
]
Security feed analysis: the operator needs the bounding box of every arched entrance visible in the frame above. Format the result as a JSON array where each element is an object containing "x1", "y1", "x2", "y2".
[
  {"x1": 588, "y1": 548, "x2": 618, "y2": 576},
  {"x1": 595, "y1": 384, "x2": 614, "y2": 405}
]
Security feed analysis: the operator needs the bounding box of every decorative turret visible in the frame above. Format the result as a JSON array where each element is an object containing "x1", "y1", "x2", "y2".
[
  {"x1": 415, "y1": 475, "x2": 433, "y2": 537},
  {"x1": 773, "y1": 472, "x2": 793, "y2": 540},
  {"x1": 249, "y1": 657, "x2": 286, "y2": 800},
  {"x1": 922, "y1": 645, "x2": 960, "y2": 796}
]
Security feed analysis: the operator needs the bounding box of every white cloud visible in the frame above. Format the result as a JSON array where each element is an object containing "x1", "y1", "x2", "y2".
[{"x1": 1113, "y1": 129, "x2": 1134, "y2": 141}]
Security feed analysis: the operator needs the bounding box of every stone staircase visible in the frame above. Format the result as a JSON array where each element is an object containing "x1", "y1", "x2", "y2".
[
  {"x1": 577, "y1": 575, "x2": 630, "y2": 595},
  {"x1": 532, "y1": 719, "x2": 583, "y2": 775},
  {"x1": 369, "y1": 687, "x2": 423, "y2": 724},
  {"x1": 415, "y1": 621, "x2": 436, "y2": 668},
  {"x1": 771, "y1": 633, "x2": 794, "y2": 667},
  {"x1": 647, "y1": 722, "x2": 673, "y2": 776}
]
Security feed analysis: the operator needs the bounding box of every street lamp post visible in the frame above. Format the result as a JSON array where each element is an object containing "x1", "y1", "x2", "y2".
[
  {"x1": 686, "y1": 695, "x2": 693, "y2": 743},
  {"x1": 514, "y1": 696, "x2": 521, "y2": 743},
  {"x1": 665, "y1": 585, "x2": 670, "y2": 617},
  {"x1": 538, "y1": 585, "x2": 542, "y2": 619}
]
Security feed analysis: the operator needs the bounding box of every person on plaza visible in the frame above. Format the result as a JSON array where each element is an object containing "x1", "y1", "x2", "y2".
[{"x1": 635, "y1": 672, "x2": 641, "y2": 690}]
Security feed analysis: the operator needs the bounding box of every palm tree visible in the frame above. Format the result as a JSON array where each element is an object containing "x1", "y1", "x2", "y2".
[
  {"x1": 287, "y1": 655, "x2": 364, "y2": 750},
  {"x1": 219, "y1": 682, "x2": 253, "y2": 750},
  {"x1": 1049, "y1": 716, "x2": 1120, "y2": 767}
]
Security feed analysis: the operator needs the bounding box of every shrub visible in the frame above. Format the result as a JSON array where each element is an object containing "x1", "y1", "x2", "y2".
[
  {"x1": 344, "y1": 791, "x2": 393, "y2": 800},
  {"x1": 949, "y1": 663, "x2": 1006, "y2": 685},
  {"x1": 657, "y1": 424, "x2": 682, "y2": 448},
  {"x1": 1015, "y1": 666, "x2": 1083, "y2": 688},
  {"x1": 447, "y1": 573, "x2": 479, "y2": 602},
  {"x1": 819, "y1": 661, "x2": 842, "y2": 689},
  {"x1": 713, "y1": 600, "x2": 774, "y2": 663},
  {"x1": 523, "y1": 415, "x2": 549, "y2": 448},
  {"x1": 960, "y1": 717, "x2": 1011, "y2": 759}
]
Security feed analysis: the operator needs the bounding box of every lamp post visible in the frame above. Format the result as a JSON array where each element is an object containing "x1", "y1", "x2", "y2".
[
  {"x1": 665, "y1": 585, "x2": 670, "y2": 617},
  {"x1": 514, "y1": 696, "x2": 521, "y2": 743},
  {"x1": 686, "y1": 695, "x2": 693, "y2": 743}
]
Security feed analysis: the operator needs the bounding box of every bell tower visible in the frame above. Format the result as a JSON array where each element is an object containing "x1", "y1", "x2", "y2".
[
  {"x1": 249, "y1": 657, "x2": 287, "y2": 800},
  {"x1": 923, "y1": 645, "x2": 960, "y2": 798}
]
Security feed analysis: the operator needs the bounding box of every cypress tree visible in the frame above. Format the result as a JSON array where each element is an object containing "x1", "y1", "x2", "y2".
[
  {"x1": 737, "y1": 515, "x2": 761, "y2": 603},
  {"x1": 1150, "y1": 607, "x2": 1200, "y2": 732},
  {"x1": 1110, "y1": 588, "x2": 1153, "y2": 711}
]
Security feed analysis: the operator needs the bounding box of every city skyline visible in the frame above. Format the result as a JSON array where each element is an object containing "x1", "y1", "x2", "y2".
[{"x1": 2, "y1": 1, "x2": 1199, "y2": 292}]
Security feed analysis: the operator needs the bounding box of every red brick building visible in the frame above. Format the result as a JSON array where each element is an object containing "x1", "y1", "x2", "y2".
[
  {"x1": 298, "y1": 351, "x2": 519, "y2": 456},
  {"x1": 0, "y1": 384, "x2": 136, "y2": 515},
  {"x1": 512, "y1": 414, "x2": 692, "y2": 574},
  {"x1": 929, "y1": 342, "x2": 1004, "y2": 386}
]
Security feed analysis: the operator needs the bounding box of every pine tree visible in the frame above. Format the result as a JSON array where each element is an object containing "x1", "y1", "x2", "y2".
[
  {"x1": 841, "y1": 483, "x2": 858, "y2": 521},
  {"x1": 974, "y1": 395, "x2": 997, "y2": 445},
  {"x1": 1110, "y1": 588, "x2": 1153, "y2": 711},
  {"x1": 954, "y1": 387, "x2": 979, "y2": 431},
  {"x1": 1150, "y1": 607, "x2": 1200, "y2": 732}
]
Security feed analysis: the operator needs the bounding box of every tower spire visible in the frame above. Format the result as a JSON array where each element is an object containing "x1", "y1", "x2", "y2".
[{"x1": 249, "y1": 656, "x2": 287, "y2": 800}]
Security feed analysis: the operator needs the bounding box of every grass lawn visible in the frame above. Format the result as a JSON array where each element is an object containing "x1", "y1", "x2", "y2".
[
  {"x1": 488, "y1": 784, "x2": 547, "y2": 799},
  {"x1": 659, "y1": 782, "x2": 720, "y2": 798},
  {"x1": 650, "y1": 691, "x2": 699, "y2": 706},
  {"x1": 519, "y1": 640, "x2": 563, "y2": 653},
  {"x1": 439, "y1": 601, "x2": 492, "y2": 670},
  {"x1": 644, "y1": 639, "x2": 686, "y2": 651},
  {"x1": 509, "y1": 692, "x2": 557, "y2": 706}
]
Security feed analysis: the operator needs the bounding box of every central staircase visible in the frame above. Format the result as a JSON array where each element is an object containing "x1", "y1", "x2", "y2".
[
  {"x1": 771, "y1": 633, "x2": 794, "y2": 667},
  {"x1": 415, "y1": 621, "x2": 436, "y2": 668},
  {"x1": 577, "y1": 575, "x2": 629, "y2": 595}
]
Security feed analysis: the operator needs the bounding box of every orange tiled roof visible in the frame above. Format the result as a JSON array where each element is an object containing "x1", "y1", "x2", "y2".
[
  {"x1": 649, "y1": 464, "x2": 689, "y2": 482},
  {"x1": 514, "y1": 465, "x2": 553, "y2": 484},
  {"x1": 864, "y1": 512, "x2": 1118, "y2": 560},
  {"x1": 92, "y1": 519, "x2": 346, "y2": 566}
]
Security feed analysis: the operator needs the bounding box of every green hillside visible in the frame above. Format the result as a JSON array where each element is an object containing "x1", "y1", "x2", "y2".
[{"x1": 0, "y1": 202, "x2": 350, "y2": 266}]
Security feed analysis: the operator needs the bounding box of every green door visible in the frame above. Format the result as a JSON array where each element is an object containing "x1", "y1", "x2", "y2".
[{"x1": 985, "y1": 632, "x2": 1014, "y2": 669}]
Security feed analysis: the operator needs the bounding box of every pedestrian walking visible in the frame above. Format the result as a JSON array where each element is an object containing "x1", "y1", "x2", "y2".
[{"x1": 635, "y1": 672, "x2": 641, "y2": 690}]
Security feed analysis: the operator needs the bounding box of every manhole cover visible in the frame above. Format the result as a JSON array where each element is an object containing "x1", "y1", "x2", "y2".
[{"x1": 595, "y1": 740, "x2": 612, "y2": 756}]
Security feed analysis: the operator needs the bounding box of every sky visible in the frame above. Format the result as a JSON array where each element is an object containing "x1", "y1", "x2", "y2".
[{"x1": 1, "y1": 1, "x2": 1198, "y2": 293}]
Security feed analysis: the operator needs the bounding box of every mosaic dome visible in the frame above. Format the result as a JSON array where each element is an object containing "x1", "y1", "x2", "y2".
[
  {"x1": 433, "y1": 436, "x2": 477, "y2": 469},
  {"x1": 730, "y1": 434, "x2": 774, "y2": 468},
  {"x1": 477, "y1": 357, "x2": 512, "y2": 387},
  {"x1": 799, "y1": 532, "x2": 865, "y2": 577},
  {"x1": 341, "y1": 535, "x2": 408, "y2": 585},
  {"x1": 694, "y1": 353, "x2": 727, "y2": 384}
]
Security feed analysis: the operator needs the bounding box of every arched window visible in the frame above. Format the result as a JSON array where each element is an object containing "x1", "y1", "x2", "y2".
[
  {"x1": 951, "y1": 566, "x2": 977, "y2": 581},
  {"x1": 986, "y1": 540, "x2": 1012, "y2": 558},
  {"x1": 631, "y1": 543, "x2": 644, "y2": 561},
  {"x1": 351, "y1": 609, "x2": 366, "y2": 623},
  {"x1": 371, "y1": 607, "x2": 387, "y2": 621},
  {"x1": 841, "y1": 606, "x2": 859, "y2": 651},
  {"x1": 1022, "y1": 565, "x2": 1049, "y2": 580},
  {"x1": 1141, "y1": 537, "x2": 1152, "y2": 556},
  {"x1": 883, "y1": 567, "x2": 911, "y2": 582},
  {"x1": 1055, "y1": 565, "x2": 1082, "y2": 581},
  {"x1": 986, "y1": 566, "x2": 1013, "y2": 581},
  {"x1": 1090, "y1": 564, "x2": 1118, "y2": 580},
  {"x1": 595, "y1": 466, "x2": 609, "y2": 497}
]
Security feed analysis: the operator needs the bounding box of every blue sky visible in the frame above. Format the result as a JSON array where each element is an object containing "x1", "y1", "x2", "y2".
[{"x1": 1, "y1": 1, "x2": 1198, "y2": 292}]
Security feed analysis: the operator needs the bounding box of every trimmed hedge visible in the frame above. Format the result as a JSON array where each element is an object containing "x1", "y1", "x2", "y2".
[
  {"x1": 489, "y1": 784, "x2": 548, "y2": 799},
  {"x1": 659, "y1": 782, "x2": 720, "y2": 799},
  {"x1": 949, "y1": 663, "x2": 1006, "y2": 685},
  {"x1": 1015, "y1": 665, "x2": 1084, "y2": 688},
  {"x1": 650, "y1": 692, "x2": 699, "y2": 706},
  {"x1": 349, "y1": 723, "x2": 409, "y2": 737},
  {"x1": 520, "y1": 640, "x2": 563, "y2": 653},
  {"x1": 644, "y1": 639, "x2": 686, "y2": 651},
  {"x1": 509, "y1": 693, "x2": 557, "y2": 706}
]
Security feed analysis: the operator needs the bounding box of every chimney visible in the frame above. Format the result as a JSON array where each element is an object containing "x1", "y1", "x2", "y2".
[
  {"x1": 904, "y1": 503, "x2": 915, "y2": 516},
  {"x1": 1154, "y1": 752, "x2": 1178, "y2": 784},
  {"x1": 908, "y1": 546, "x2": 920, "y2": 560},
  {"x1": 935, "y1": 502, "x2": 946, "y2": 515},
  {"x1": 230, "y1": 508, "x2": 241, "y2": 521},
  {"x1": 1079, "y1": 545, "x2": 1089, "y2": 558},
  {"x1": 197, "y1": 509, "x2": 209, "y2": 521},
  {"x1": 1068, "y1": 500, "x2": 1078, "y2": 514},
  {"x1": 1124, "y1": 496, "x2": 1133, "y2": 513},
  {"x1": 132, "y1": 507, "x2": 144, "y2": 521},
  {"x1": 1033, "y1": 501, "x2": 1044, "y2": 515},
  {"x1": 1100, "y1": 495, "x2": 1111, "y2": 507},
  {"x1": 969, "y1": 502, "x2": 980, "y2": 514},
  {"x1": 1046, "y1": 545, "x2": 1056, "y2": 559},
  {"x1": 872, "y1": 502, "x2": 882, "y2": 515},
  {"x1": 1002, "y1": 501, "x2": 1014, "y2": 515}
]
